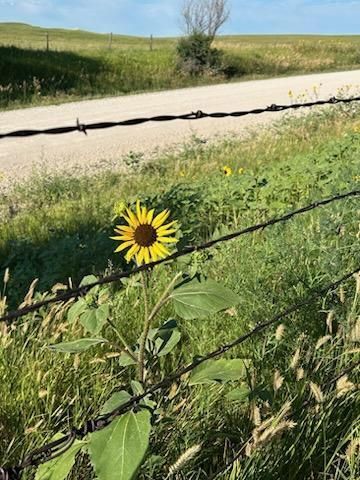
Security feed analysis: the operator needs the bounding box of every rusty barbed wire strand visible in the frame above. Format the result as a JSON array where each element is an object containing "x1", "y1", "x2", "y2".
[
  {"x1": 1, "y1": 189, "x2": 359, "y2": 324},
  {"x1": 1, "y1": 95, "x2": 360, "y2": 140},
  {"x1": 0, "y1": 266, "x2": 358, "y2": 479}
]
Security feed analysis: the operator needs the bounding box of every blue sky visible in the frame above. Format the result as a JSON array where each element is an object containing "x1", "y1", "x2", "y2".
[{"x1": 0, "y1": 0, "x2": 359, "y2": 36}]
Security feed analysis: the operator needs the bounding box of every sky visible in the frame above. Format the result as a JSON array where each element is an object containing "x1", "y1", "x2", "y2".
[{"x1": 0, "y1": 0, "x2": 359, "y2": 36}]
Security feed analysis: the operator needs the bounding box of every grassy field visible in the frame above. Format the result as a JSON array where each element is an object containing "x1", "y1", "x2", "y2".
[
  {"x1": 0, "y1": 102, "x2": 359, "y2": 478},
  {"x1": 1, "y1": 22, "x2": 360, "y2": 109}
]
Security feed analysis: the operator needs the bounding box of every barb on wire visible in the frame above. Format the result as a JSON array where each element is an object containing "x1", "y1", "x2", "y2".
[
  {"x1": 1, "y1": 266, "x2": 358, "y2": 479},
  {"x1": 209, "y1": 359, "x2": 360, "y2": 480},
  {"x1": 1, "y1": 96, "x2": 360, "y2": 140},
  {"x1": 1, "y1": 189, "x2": 359, "y2": 324}
]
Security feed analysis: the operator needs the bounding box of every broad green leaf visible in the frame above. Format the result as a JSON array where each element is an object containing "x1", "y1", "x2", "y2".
[
  {"x1": 89, "y1": 410, "x2": 151, "y2": 480},
  {"x1": 189, "y1": 359, "x2": 246, "y2": 385},
  {"x1": 80, "y1": 310, "x2": 98, "y2": 334},
  {"x1": 49, "y1": 338, "x2": 107, "y2": 353},
  {"x1": 226, "y1": 385, "x2": 251, "y2": 403},
  {"x1": 119, "y1": 352, "x2": 138, "y2": 367},
  {"x1": 80, "y1": 275, "x2": 98, "y2": 287},
  {"x1": 100, "y1": 391, "x2": 131, "y2": 415},
  {"x1": 96, "y1": 304, "x2": 110, "y2": 325},
  {"x1": 35, "y1": 436, "x2": 86, "y2": 480},
  {"x1": 170, "y1": 279, "x2": 240, "y2": 320},
  {"x1": 149, "y1": 319, "x2": 181, "y2": 357},
  {"x1": 156, "y1": 330, "x2": 181, "y2": 357},
  {"x1": 67, "y1": 298, "x2": 87, "y2": 324},
  {"x1": 80, "y1": 305, "x2": 109, "y2": 334}
]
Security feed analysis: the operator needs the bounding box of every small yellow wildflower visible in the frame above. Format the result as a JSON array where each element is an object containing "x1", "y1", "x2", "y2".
[
  {"x1": 179, "y1": 170, "x2": 186, "y2": 177},
  {"x1": 353, "y1": 175, "x2": 360, "y2": 182},
  {"x1": 238, "y1": 167, "x2": 245, "y2": 175},
  {"x1": 111, "y1": 200, "x2": 178, "y2": 265},
  {"x1": 222, "y1": 166, "x2": 232, "y2": 176},
  {"x1": 288, "y1": 90, "x2": 293, "y2": 98}
]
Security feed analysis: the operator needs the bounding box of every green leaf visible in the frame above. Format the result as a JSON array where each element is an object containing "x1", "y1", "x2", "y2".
[
  {"x1": 149, "y1": 319, "x2": 181, "y2": 357},
  {"x1": 119, "y1": 352, "x2": 138, "y2": 367},
  {"x1": 170, "y1": 279, "x2": 240, "y2": 320},
  {"x1": 80, "y1": 275, "x2": 98, "y2": 287},
  {"x1": 80, "y1": 304, "x2": 109, "y2": 335},
  {"x1": 157, "y1": 330, "x2": 181, "y2": 357},
  {"x1": 226, "y1": 385, "x2": 251, "y2": 403},
  {"x1": 89, "y1": 410, "x2": 151, "y2": 480},
  {"x1": 35, "y1": 436, "x2": 86, "y2": 480},
  {"x1": 100, "y1": 391, "x2": 131, "y2": 415},
  {"x1": 189, "y1": 359, "x2": 246, "y2": 385},
  {"x1": 49, "y1": 338, "x2": 107, "y2": 353},
  {"x1": 67, "y1": 298, "x2": 87, "y2": 324}
]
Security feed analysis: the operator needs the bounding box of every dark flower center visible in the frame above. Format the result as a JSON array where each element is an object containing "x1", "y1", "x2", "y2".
[{"x1": 134, "y1": 224, "x2": 157, "y2": 247}]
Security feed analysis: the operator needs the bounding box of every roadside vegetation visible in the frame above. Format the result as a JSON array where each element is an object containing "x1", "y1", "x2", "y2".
[
  {"x1": 0, "y1": 101, "x2": 359, "y2": 478},
  {"x1": 1, "y1": 22, "x2": 360, "y2": 109}
]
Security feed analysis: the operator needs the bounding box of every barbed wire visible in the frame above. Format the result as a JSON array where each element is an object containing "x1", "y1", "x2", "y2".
[
  {"x1": 1, "y1": 95, "x2": 360, "y2": 140},
  {"x1": 1, "y1": 189, "x2": 359, "y2": 324},
  {"x1": 1, "y1": 266, "x2": 358, "y2": 480},
  {"x1": 209, "y1": 358, "x2": 360, "y2": 480}
]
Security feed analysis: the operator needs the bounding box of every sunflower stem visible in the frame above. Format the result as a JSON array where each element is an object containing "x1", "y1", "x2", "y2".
[
  {"x1": 138, "y1": 271, "x2": 182, "y2": 383},
  {"x1": 106, "y1": 317, "x2": 138, "y2": 364},
  {"x1": 139, "y1": 270, "x2": 150, "y2": 382}
]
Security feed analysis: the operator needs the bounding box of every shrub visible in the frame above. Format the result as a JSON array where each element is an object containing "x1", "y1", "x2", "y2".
[{"x1": 176, "y1": 33, "x2": 223, "y2": 75}]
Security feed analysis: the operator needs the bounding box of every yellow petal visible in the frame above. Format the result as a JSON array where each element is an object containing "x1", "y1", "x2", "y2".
[
  {"x1": 114, "y1": 240, "x2": 134, "y2": 252},
  {"x1": 151, "y1": 242, "x2": 164, "y2": 258},
  {"x1": 125, "y1": 244, "x2": 140, "y2": 262},
  {"x1": 154, "y1": 242, "x2": 170, "y2": 256},
  {"x1": 147, "y1": 209, "x2": 155, "y2": 224},
  {"x1": 126, "y1": 208, "x2": 139, "y2": 228},
  {"x1": 156, "y1": 221, "x2": 177, "y2": 233},
  {"x1": 155, "y1": 229, "x2": 177, "y2": 237},
  {"x1": 115, "y1": 225, "x2": 134, "y2": 234},
  {"x1": 152, "y1": 210, "x2": 170, "y2": 228},
  {"x1": 122, "y1": 214, "x2": 137, "y2": 228},
  {"x1": 141, "y1": 206, "x2": 148, "y2": 224},
  {"x1": 149, "y1": 246, "x2": 158, "y2": 262},
  {"x1": 158, "y1": 237, "x2": 178, "y2": 244},
  {"x1": 143, "y1": 247, "x2": 151, "y2": 264},
  {"x1": 136, "y1": 248, "x2": 145, "y2": 265},
  {"x1": 111, "y1": 235, "x2": 133, "y2": 241}
]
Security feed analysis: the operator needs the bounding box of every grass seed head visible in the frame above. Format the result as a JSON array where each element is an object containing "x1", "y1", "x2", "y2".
[
  {"x1": 3, "y1": 267, "x2": 9, "y2": 285},
  {"x1": 275, "y1": 324, "x2": 285, "y2": 341},
  {"x1": 309, "y1": 382, "x2": 324, "y2": 403},
  {"x1": 273, "y1": 370, "x2": 284, "y2": 392},
  {"x1": 290, "y1": 348, "x2": 301, "y2": 369},
  {"x1": 336, "y1": 375, "x2": 356, "y2": 397},
  {"x1": 168, "y1": 444, "x2": 202, "y2": 476},
  {"x1": 315, "y1": 335, "x2": 332, "y2": 350}
]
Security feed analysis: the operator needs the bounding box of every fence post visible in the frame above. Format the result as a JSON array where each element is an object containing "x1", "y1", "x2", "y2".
[
  {"x1": 46, "y1": 32, "x2": 49, "y2": 51},
  {"x1": 109, "y1": 32, "x2": 113, "y2": 50},
  {"x1": 150, "y1": 34, "x2": 153, "y2": 51}
]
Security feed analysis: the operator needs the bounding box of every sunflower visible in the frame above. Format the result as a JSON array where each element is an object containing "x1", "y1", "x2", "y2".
[
  {"x1": 222, "y1": 165, "x2": 232, "y2": 176},
  {"x1": 111, "y1": 201, "x2": 178, "y2": 265}
]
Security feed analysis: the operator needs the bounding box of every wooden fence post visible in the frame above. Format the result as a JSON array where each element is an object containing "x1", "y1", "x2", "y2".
[
  {"x1": 109, "y1": 32, "x2": 113, "y2": 50},
  {"x1": 46, "y1": 32, "x2": 49, "y2": 51}
]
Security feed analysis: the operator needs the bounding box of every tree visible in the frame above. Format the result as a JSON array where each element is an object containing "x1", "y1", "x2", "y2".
[{"x1": 181, "y1": 0, "x2": 230, "y2": 39}]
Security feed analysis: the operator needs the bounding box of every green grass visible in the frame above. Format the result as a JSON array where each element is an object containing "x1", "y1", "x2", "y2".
[
  {"x1": 0, "y1": 105, "x2": 359, "y2": 478},
  {"x1": 1, "y1": 22, "x2": 360, "y2": 109}
]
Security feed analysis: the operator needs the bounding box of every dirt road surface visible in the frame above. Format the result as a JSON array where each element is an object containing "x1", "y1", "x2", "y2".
[{"x1": 0, "y1": 70, "x2": 359, "y2": 182}]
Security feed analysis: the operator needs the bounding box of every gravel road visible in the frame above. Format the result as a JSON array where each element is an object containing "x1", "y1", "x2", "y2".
[{"x1": 0, "y1": 70, "x2": 359, "y2": 183}]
